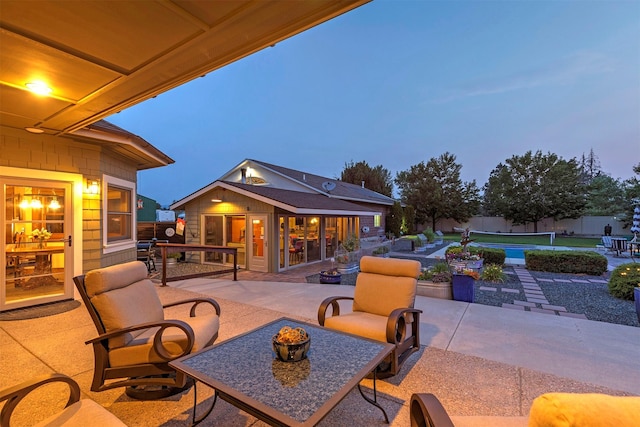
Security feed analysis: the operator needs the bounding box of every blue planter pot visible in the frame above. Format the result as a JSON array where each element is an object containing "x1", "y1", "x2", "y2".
[
  {"x1": 319, "y1": 271, "x2": 342, "y2": 284},
  {"x1": 634, "y1": 287, "x2": 640, "y2": 324},
  {"x1": 452, "y1": 274, "x2": 475, "y2": 303}
]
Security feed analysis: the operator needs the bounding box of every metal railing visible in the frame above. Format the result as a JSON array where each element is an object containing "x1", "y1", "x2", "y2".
[{"x1": 156, "y1": 243, "x2": 238, "y2": 286}]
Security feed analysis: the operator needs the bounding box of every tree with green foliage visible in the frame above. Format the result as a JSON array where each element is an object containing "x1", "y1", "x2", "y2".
[
  {"x1": 386, "y1": 201, "x2": 403, "y2": 238},
  {"x1": 395, "y1": 152, "x2": 481, "y2": 231},
  {"x1": 483, "y1": 151, "x2": 586, "y2": 232},
  {"x1": 340, "y1": 160, "x2": 393, "y2": 197},
  {"x1": 584, "y1": 175, "x2": 626, "y2": 216},
  {"x1": 403, "y1": 205, "x2": 416, "y2": 235},
  {"x1": 621, "y1": 163, "x2": 640, "y2": 230}
]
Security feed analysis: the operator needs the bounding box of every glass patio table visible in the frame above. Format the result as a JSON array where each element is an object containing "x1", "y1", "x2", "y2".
[{"x1": 170, "y1": 317, "x2": 394, "y2": 426}]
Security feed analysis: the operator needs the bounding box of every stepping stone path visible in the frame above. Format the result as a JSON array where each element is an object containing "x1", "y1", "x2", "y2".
[{"x1": 483, "y1": 267, "x2": 588, "y2": 319}]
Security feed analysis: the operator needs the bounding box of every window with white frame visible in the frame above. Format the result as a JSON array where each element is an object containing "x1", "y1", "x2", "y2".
[{"x1": 103, "y1": 175, "x2": 136, "y2": 253}]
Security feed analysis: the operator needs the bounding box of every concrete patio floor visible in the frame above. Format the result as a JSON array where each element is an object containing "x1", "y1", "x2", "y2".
[{"x1": 2, "y1": 264, "x2": 639, "y2": 426}]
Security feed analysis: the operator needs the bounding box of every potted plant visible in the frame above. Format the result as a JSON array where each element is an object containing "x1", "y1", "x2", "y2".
[
  {"x1": 372, "y1": 246, "x2": 390, "y2": 257},
  {"x1": 422, "y1": 228, "x2": 436, "y2": 248},
  {"x1": 335, "y1": 235, "x2": 361, "y2": 274},
  {"x1": 446, "y1": 245, "x2": 483, "y2": 270},
  {"x1": 451, "y1": 268, "x2": 479, "y2": 303},
  {"x1": 165, "y1": 252, "x2": 181, "y2": 265},
  {"x1": 417, "y1": 262, "x2": 453, "y2": 299},
  {"x1": 319, "y1": 269, "x2": 342, "y2": 284}
]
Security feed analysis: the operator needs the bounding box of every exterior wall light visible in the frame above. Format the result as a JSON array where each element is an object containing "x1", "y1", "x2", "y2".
[{"x1": 86, "y1": 179, "x2": 100, "y2": 195}]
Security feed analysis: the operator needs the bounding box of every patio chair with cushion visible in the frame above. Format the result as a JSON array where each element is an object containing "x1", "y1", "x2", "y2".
[
  {"x1": 410, "y1": 392, "x2": 640, "y2": 427},
  {"x1": 1, "y1": 373, "x2": 127, "y2": 426},
  {"x1": 73, "y1": 260, "x2": 221, "y2": 399},
  {"x1": 317, "y1": 255, "x2": 422, "y2": 378}
]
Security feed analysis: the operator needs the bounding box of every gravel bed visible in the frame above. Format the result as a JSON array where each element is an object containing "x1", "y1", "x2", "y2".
[{"x1": 532, "y1": 271, "x2": 639, "y2": 327}]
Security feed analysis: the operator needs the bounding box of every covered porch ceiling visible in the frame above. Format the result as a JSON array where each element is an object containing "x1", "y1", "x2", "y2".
[{"x1": 0, "y1": 0, "x2": 370, "y2": 136}]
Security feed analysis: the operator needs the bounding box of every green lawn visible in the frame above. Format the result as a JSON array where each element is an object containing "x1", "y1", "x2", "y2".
[{"x1": 437, "y1": 232, "x2": 600, "y2": 248}]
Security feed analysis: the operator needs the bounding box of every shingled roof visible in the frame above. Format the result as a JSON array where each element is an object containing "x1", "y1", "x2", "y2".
[
  {"x1": 171, "y1": 181, "x2": 380, "y2": 216},
  {"x1": 248, "y1": 159, "x2": 395, "y2": 206}
]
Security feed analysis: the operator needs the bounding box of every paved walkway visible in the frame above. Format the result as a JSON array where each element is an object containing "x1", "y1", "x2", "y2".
[{"x1": 497, "y1": 267, "x2": 587, "y2": 319}]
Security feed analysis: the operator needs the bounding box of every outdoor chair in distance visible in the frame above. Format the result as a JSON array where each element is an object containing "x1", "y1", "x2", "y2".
[
  {"x1": 73, "y1": 260, "x2": 221, "y2": 399},
  {"x1": 136, "y1": 239, "x2": 156, "y2": 272},
  {"x1": 318, "y1": 255, "x2": 422, "y2": 378},
  {"x1": 1, "y1": 373, "x2": 127, "y2": 426},
  {"x1": 434, "y1": 230, "x2": 445, "y2": 245},
  {"x1": 601, "y1": 235, "x2": 616, "y2": 255}
]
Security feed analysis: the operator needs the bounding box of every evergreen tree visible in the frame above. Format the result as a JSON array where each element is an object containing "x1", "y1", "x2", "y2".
[{"x1": 340, "y1": 160, "x2": 393, "y2": 197}]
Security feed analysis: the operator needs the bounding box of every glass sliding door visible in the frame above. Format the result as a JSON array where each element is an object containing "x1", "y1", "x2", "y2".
[
  {"x1": 249, "y1": 215, "x2": 267, "y2": 272},
  {"x1": 203, "y1": 216, "x2": 223, "y2": 263},
  {"x1": 202, "y1": 214, "x2": 246, "y2": 268},
  {"x1": 2, "y1": 180, "x2": 72, "y2": 310},
  {"x1": 325, "y1": 217, "x2": 338, "y2": 258},
  {"x1": 226, "y1": 215, "x2": 246, "y2": 268},
  {"x1": 279, "y1": 216, "x2": 285, "y2": 269},
  {"x1": 305, "y1": 217, "x2": 321, "y2": 262}
]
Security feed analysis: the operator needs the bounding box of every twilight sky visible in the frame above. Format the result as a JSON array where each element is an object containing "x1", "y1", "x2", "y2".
[{"x1": 107, "y1": 0, "x2": 640, "y2": 207}]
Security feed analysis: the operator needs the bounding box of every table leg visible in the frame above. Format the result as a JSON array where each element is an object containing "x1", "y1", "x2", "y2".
[
  {"x1": 357, "y1": 368, "x2": 389, "y2": 423},
  {"x1": 190, "y1": 381, "x2": 218, "y2": 426}
]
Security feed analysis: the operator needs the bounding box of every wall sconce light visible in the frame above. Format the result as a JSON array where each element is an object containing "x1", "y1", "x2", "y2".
[{"x1": 86, "y1": 179, "x2": 100, "y2": 195}]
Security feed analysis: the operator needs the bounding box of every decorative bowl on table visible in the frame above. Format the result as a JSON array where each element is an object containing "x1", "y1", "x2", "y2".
[{"x1": 272, "y1": 326, "x2": 310, "y2": 362}]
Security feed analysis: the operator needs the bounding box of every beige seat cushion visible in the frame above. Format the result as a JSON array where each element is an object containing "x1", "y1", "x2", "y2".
[
  {"x1": 528, "y1": 393, "x2": 640, "y2": 427},
  {"x1": 89, "y1": 279, "x2": 165, "y2": 348},
  {"x1": 108, "y1": 313, "x2": 220, "y2": 367},
  {"x1": 359, "y1": 256, "x2": 421, "y2": 278},
  {"x1": 324, "y1": 312, "x2": 388, "y2": 343},
  {"x1": 35, "y1": 399, "x2": 127, "y2": 427},
  {"x1": 84, "y1": 261, "x2": 148, "y2": 297},
  {"x1": 352, "y1": 256, "x2": 421, "y2": 316},
  {"x1": 353, "y1": 273, "x2": 417, "y2": 316}
]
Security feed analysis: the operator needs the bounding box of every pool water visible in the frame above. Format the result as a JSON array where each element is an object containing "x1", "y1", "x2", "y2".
[
  {"x1": 475, "y1": 244, "x2": 539, "y2": 259},
  {"x1": 504, "y1": 248, "x2": 526, "y2": 259}
]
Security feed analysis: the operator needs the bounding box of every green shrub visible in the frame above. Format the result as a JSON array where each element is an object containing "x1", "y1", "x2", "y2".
[
  {"x1": 525, "y1": 250, "x2": 607, "y2": 275},
  {"x1": 608, "y1": 263, "x2": 640, "y2": 300},
  {"x1": 479, "y1": 248, "x2": 506, "y2": 266},
  {"x1": 407, "y1": 235, "x2": 424, "y2": 247},
  {"x1": 445, "y1": 245, "x2": 482, "y2": 256},
  {"x1": 418, "y1": 262, "x2": 452, "y2": 282},
  {"x1": 481, "y1": 264, "x2": 506, "y2": 283},
  {"x1": 445, "y1": 245, "x2": 505, "y2": 265},
  {"x1": 422, "y1": 228, "x2": 436, "y2": 243},
  {"x1": 372, "y1": 246, "x2": 390, "y2": 255}
]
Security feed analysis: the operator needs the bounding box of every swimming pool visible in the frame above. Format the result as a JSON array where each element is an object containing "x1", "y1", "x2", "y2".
[{"x1": 474, "y1": 243, "x2": 569, "y2": 259}]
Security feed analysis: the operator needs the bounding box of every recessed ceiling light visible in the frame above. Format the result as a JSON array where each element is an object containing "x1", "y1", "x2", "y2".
[
  {"x1": 25, "y1": 127, "x2": 44, "y2": 134},
  {"x1": 26, "y1": 81, "x2": 52, "y2": 95}
]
